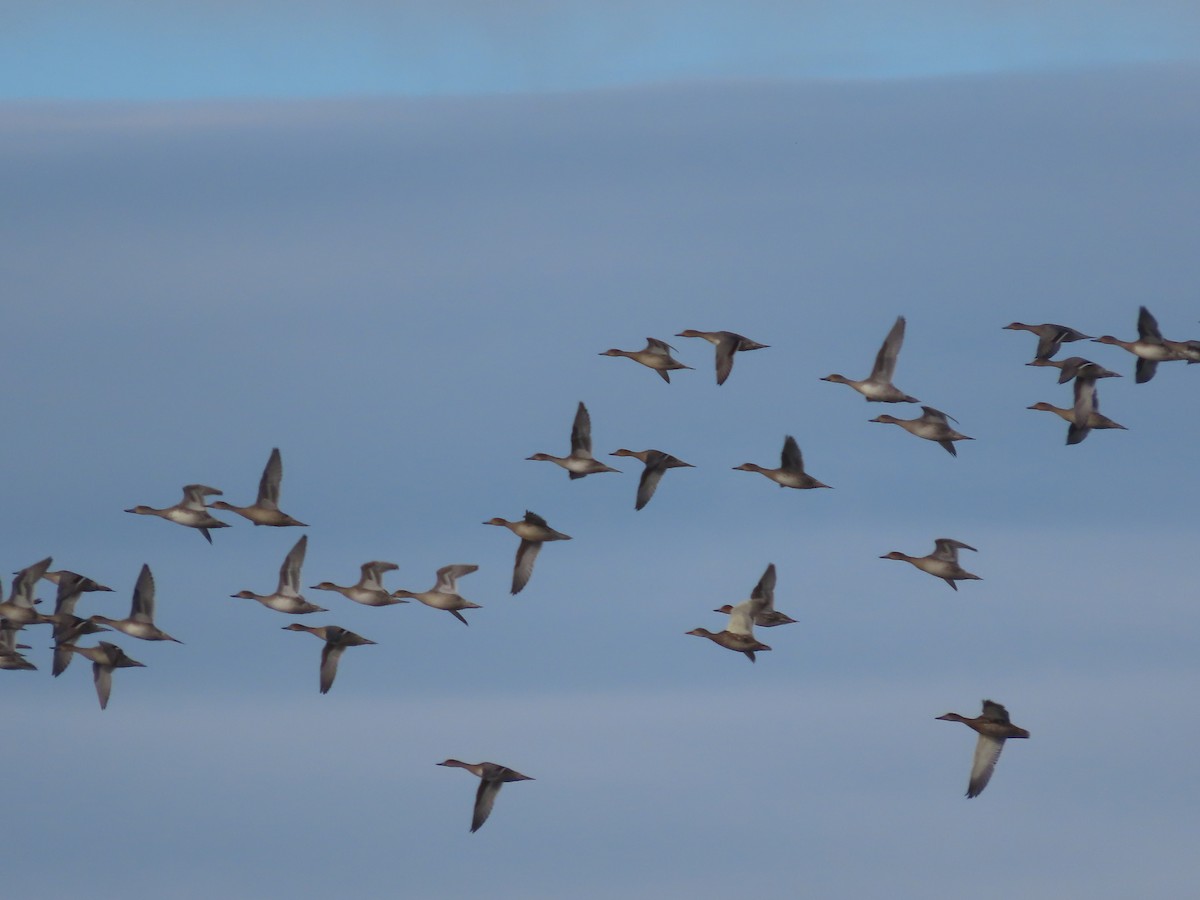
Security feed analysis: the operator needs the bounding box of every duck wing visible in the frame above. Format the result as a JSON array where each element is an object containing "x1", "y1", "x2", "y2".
[
  {"x1": 435, "y1": 564, "x2": 478, "y2": 593},
  {"x1": 256, "y1": 448, "x2": 284, "y2": 509},
  {"x1": 870, "y1": 316, "x2": 905, "y2": 380},
  {"x1": 966, "y1": 734, "x2": 1006, "y2": 798},
  {"x1": 570, "y1": 402, "x2": 593, "y2": 455},
  {"x1": 279, "y1": 536, "x2": 308, "y2": 595},
  {"x1": 780, "y1": 435, "x2": 804, "y2": 472},
  {"x1": 512, "y1": 541, "x2": 541, "y2": 595},
  {"x1": 130, "y1": 564, "x2": 156, "y2": 624}
]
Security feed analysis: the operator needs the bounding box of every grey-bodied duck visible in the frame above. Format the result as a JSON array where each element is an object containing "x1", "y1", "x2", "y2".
[
  {"x1": 870, "y1": 406, "x2": 973, "y2": 456},
  {"x1": 1027, "y1": 401, "x2": 1127, "y2": 433},
  {"x1": 527, "y1": 402, "x2": 620, "y2": 478},
  {"x1": 733, "y1": 435, "x2": 831, "y2": 489},
  {"x1": 89, "y1": 564, "x2": 182, "y2": 643},
  {"x1": 1093, "y1": 306, "x2": 1182, "y2": 383},
  {"x1": 599, "y1": 337, "x2": 692, "y2": 383},
  {"x1": 311, "y1": 560, "x2": 405, "y2": 607},
  {"x1": 881, "y1": 538, "x2": 981, "y2": 590},
  {"x1": 231, "y1": 535, "x2": 326, "y2": 614},
  {"x1": 821, "y1": 315, "x2": 919, "y2": 402},
  {"x1": 125, "y1": 484, "x2": 231, "y2": 543},
  {"x1": 0, "y1": 557, "x2": 54, "y2": 627},
  {"x1": 391, "y1": 564, "x2": 481, "y2": 625},
  {"x1": 209, "y1": 447, "x2": 306, "y2": 526}
]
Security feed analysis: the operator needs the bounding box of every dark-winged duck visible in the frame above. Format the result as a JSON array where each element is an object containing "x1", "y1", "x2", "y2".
[
  {"x1": 1003, "y1": 322, "x2": 1093, "y2": 361},
  {"x1": 64, "y1": 641, "x2": 145, "y2": 710},
  {"x1": 675, "y1": 329, "x2": 768, "y2": 385},
  {"x1": 610, "y1": 449, "x2": 694, "y2": 510},
  {"x1": 1093, "y1": 306, "x2": 1183, "y2": 383},
  {"x1": 733, "y1": 435, "x2": 831, "y2": 489},
  {"x1": 282, "y1": 624, "x2": 376, "y2": 694},
  {"x1": 483, "y1": 511, "x2": 571, "y2": 595},
  {"x1": 527, "y1": 402, "x2": 620, "y2": 479},
  {"x1": 936, "y1": 699, "x2": 1029, "y2": 797},
  {"x1": 437, "y1": 760, "x2": 534, "y2": 832},
  {"x1": 711, "y1": 563, "x2": 795, "y2": 627}
]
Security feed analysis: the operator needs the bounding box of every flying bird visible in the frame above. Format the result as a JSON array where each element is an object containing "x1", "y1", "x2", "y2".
[
  {"x1": 675, "y1": 329, "x2": 768, "y2": 385},
  {"x1": 526, "y1": 402, "x2": 621, "y2": 478},
  {"x1": 437, "y1": 760, "x2": 534, "y2": 832},
  {"x1": 598, "y1": 337, "x2": 692, "y2": 382},
  {"x1": 821, "y1": 315, "x2": 919, "y2": 402},
  {"x1": 936, "y1": 699, "x2": 1029, "y2": 797},
  {"x1": 609, "y1": 448, "x2": 694, "y2": 510},
  {"x1": 483, "y1": 511, "x2": 572, "y2": 595},
  {"x1": 880, "y1": 538, "x2": 981, "y2": 590},
  {"x1": 125, "y1": 484, "x2": 231, "y2": 543},
  {"x1": 282, "y1": 624, "x2": 376, "y2": 694},
  {"x1": 209, "y1": 447, "x2": 306, "y2": 526},
  {"x1": 732, "y1": 435, "x2": 831, "y2": 489},
  {"x1": 869, "y1": 406, "x2": 973, "y2": 456}
]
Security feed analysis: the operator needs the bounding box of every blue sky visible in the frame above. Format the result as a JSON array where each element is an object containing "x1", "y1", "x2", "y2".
[
  {"x1": 5, "y1": 5, "x2": 1200, "y2": 899},
  {"x1": 4, "y1": 1, "x2": 1200, "y2": 99}
]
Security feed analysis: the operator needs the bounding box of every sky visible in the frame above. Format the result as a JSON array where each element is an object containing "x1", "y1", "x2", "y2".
[{"x1": 4, "y1": 5, "x2": 1200, "y2": 899}]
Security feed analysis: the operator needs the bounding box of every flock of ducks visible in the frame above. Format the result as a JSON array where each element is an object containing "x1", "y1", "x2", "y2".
[{"x1": 4, "y1": 306, "x2": 1194, "y2": 827}]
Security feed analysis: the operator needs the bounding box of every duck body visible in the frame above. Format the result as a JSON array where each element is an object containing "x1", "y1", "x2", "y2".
[
  {"x1": 282, "y1": 624, "x2": 376, "y2": 693},
  {"x1": 65, "y1": 641, "x2": 146, "y2": 709},
  {"x1": 711, "y1": 563, "x2": 795, "y2": 627},
  {"x1": 125, "y1": 484, "x2": 231, "y2": 543},
  {"x1": 688, "y1": 564, "x2": 776, "y2": 661},
  {"x1": 89, "y1": 564, "x2": 182, "y2": 643},
  {"x1": 881, "y1": 538, "x2": 981, "y2": 590},
  {"x1": 610, "y1": 448, "x2": 694, "y2": 509},
  {"x1": 676, "y1": 329, "x2": 768, "y2": 385},
  {"x1": 527, "y1": 402, "x2": 620, "y2": 478},
  {"x1": 870, "y1": 406, "x2": 973, "y2": 456},
  {"x1": 310, "y1": 561, "x2": 404, "y2": 607},
  {"x1": 391, "y1": 564, "x2": 481, "y2": 625},
  {"x1": 937, "y1": 699, "x2": 1029, "y2": 797},
  {"x1": 0, "y1": 557, "x2": 55, "y2": 626},
  {"x1": 599, "y1": 338, "x2": 692, "y2": 382},
  {"x1": 484, "y1": 511, "x2": 572, "y2": 594},
  {"x1": 733, "y1": 435, "x2": 831, "y2": 489},
  {"x1": 1026, "y1": 402, "x2": 1127, "y2": 431},
  {"x1": 211, "y1": 447, "x2": 307, "y2": 525},
  {"x1": 437, "y1": 759, "x2": 534, "y2": 832},
  {"x1": 821, "y1": 315, "x2": 919, "y2": 402},
  {"x1": 1093, "y1": 306, "x2": 1182, "y2": 383},
  {"x1": 232, "y1": 535, "x2": 327, "y2": 614},
  {"x1": 1003, "y1": 322, "x2": 1093, "y2": 360}
]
